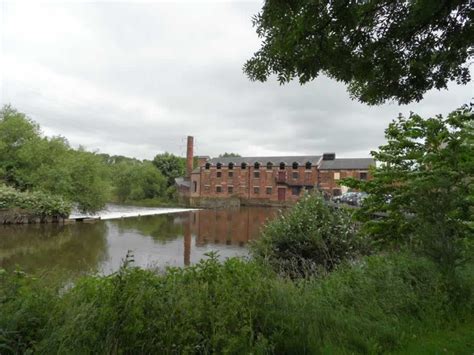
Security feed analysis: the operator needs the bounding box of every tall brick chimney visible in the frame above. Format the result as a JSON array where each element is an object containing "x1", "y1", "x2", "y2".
[{"x1": 186, "y1": 136, "x2": 194, "y2": 178}]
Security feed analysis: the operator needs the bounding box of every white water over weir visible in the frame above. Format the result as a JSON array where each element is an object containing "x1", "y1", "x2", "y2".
[{"x1": 69, "y1": 204, "x2": 198, "y2": 221}]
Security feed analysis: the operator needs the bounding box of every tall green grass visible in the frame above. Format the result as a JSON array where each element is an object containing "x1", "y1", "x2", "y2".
[{"x1": 1, "y1": 253, "x2": 472, "y2": 354}]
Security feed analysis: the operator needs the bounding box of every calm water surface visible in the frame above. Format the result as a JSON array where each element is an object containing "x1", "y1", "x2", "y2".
[{"x1": 0, "y1": 207, "x2": 278, "y2": 275}]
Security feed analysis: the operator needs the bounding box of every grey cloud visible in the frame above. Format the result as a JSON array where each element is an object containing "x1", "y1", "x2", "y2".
[{"x1": 1, "y1": 1, "x2": 472, "y2": 161}]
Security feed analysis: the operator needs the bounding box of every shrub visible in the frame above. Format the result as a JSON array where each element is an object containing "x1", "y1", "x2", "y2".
[
  {"x1": 0, "y1": 184, "x2": 71, "y2": 219},
  {"x1": 0, "y1": 254, "x2": 472, "y2": 354},
  {"x1": 251, "y1": 193, "x2": 367, "y2": 277}
]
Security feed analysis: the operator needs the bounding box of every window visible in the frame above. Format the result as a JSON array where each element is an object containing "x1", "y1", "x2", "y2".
[
  {"x1": 254, "y1": 162, "x2": 261, "y2": 169},
  {"x1": 193, "y1": 181, "x2": 197, "y2": 192},
  {"x1": 216, "y1": 186, "x2": 222, "y2": 193},
  {"x1": 305, "y1": 161, "x2": 312, "y2": 170},
  {"x1": 228, "y1": 186, "x2": 233, "y2": 194},
  {"x1": 253, "y1": 187, "x2": 260, "y2": 194},
  {"x1": 254, "y1": 171, "x2": 260, "y2": 178},
  {"x1": 216, "y1": 171, "x2": 222, "y2": 178},
  {"x1": 266, "y1": 187, "x2": 272, "y2": 195},
  {"x1": 292, "y1": 172, "x2": 299, "y2": 179},
  {"x1": 241, "y1": 162, "x2": 247, "y2": 169},
  {"x1": 228, "y1": 171, "x2": 233, "y2": 178},
  {"x1": 228, "y1": 162, "x2": 234, "y2": 170},
  {"x1": 360, "y1": 172, "x2": 368, "y2": 180},
  {"x1": 266, "y1": 162, "x2": 273, "y2": 170},
  {"x1": 334, "y1": 172, "x2": 340, "y2": 180},
  {"x1": 291, "y1": 187, "x2": 300, "y2": 196},
  {"x1": 205, "y1": 163, "x2": 211, "y2": 169},
  {"x1": 292, "y1": 162, "x2": 299, "y2": 169},
  {"x1": 216, "y1": 162, "x2": 222, "y2": 169},
  {"x1": 279, "y1": 162, "x2": 286, "y2": 170}
]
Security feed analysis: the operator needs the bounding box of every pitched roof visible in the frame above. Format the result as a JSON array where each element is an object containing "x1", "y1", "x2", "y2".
[
  {"x1": 318, "y1": 158, "x2": 375, "y2": 170},
  {"x1": 175, "y1": 177, "x2": 190, "y2": 188},
  {"x1": 208, "y1": 155, "x2": 321, "y2": 166}
]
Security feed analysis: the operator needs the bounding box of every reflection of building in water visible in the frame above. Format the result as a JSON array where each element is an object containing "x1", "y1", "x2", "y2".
[
  {"x1": 184, "y1": 222, "x2": 191, "y2": 266},
  {"x1": 182, "y1": 208, "x2": 277, "y2": 265},
  {"x1": 191, "y1": 208, "x2": 275, "y2": 246}
]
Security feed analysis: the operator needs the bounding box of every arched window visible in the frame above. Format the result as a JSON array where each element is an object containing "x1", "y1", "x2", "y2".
[
  {"x1": 205, "y1": 162, "x2": 211, "y2": 170},
  {"x1": 216, "y1": 162, "x2": 222, "y2": 169},
  {"x1": 241, "y1": 162, "x2": 247, "y2": 169},
  {"x1": 279, "y1": 162, "x2": 286, "y2": 170},
  {"x1": 228, "y1": 162, "x2": 234, "y2": 170},
  {"x1": 266, "y1": 162, "x2": 273, "y2": 170},
  {"x1": 254, "y1": 162, "x2": 260, "y2": 169},
  {"x1": 305, "y1": 161, "x2": 312, "y2": 170},
  {"x1": 292, "y1": 162, "x2": 299, "y2": 169}
]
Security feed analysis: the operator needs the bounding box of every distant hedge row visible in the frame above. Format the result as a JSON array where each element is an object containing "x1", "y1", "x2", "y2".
[{"x1": 0, "y1": 185, "x2": 71, "y2": 219}]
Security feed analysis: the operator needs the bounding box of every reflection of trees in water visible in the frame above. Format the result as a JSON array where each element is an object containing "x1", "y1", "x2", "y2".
[
  {"x1": 110, "y1": 213, "x2": 186, "y2": 242},
  {"x1": 0, "y1": 222, "x2": 108, "y2": 276}
]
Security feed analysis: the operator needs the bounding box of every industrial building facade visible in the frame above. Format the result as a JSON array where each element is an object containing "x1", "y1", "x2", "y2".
[{"x1": 176, "y1": 137, "x2": 374, "y2": 207}]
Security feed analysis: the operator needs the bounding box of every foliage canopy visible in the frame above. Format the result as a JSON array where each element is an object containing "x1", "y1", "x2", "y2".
[
  {"x1": 244, "y1": 0, "x2": 473, "y2": 105},
  {"x1": 0, "y1": 105, "x2": 181, "y2": 211},
  {"x1": 218, "y1": 152, "x2": 241, "y2": 158},
  {"x1": 344, "y1": 105, "x2": 473, "y2": 273},
  {"x1": 0, "y1": 105, "x2": 110, "y2": 213},
  {"x1": 152, "y1": 152, "x2": 186, "y2": 187}
]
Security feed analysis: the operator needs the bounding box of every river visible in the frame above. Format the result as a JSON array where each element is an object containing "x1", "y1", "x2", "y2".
[{"x1": 0, "y1": 205, "x2": 278, "y2": 276}]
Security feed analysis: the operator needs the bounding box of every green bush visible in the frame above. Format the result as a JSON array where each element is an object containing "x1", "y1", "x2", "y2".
[
  {"x1": 1, "y1": 253, "x2": 471, "y2": 354},
  {"x1": 251, "y1": 193, "x2": 368, "y2": 277},
  {"x1": 0, "y1": 106, "x2": 110, "y2": 213},
  {"x1": 0, "y1": 184, "x2": 71, "y2": 219}
]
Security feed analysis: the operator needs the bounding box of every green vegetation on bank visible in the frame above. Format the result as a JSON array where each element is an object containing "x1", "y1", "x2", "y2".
[
  {"x1": 251, "y1": 193, "x2": 367, "y2": 277},
  {"x1": 0, "y1": 253, "x2": 472, "y2": 354},
  {"x1": 0, "y1": 184, "x2": 71, "y2": 219},
  {"x1": 344, "y1": 105, "x2": 473, "y2": 275},
  {"x1": 0, "y1": 105, "x2": 186, "y2": 213},
  {"x1": 0, "y1": 105, "x2": 110, "y2": 213}
]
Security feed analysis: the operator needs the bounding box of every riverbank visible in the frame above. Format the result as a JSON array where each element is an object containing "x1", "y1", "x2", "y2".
[
  {"x1": 1, "y1": 253, "x2": 472, "y2": 353},
  {"x1": 0, "y1": 185, "x2": 71, "y2": 224},
  {"x1": 108, "y1": 197, "x2": 187, "y2": 208}
]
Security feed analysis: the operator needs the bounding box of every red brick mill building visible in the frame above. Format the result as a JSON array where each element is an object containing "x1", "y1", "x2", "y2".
[{"x1": 176, "y1": 137, "x2": 374, "y2": 207}]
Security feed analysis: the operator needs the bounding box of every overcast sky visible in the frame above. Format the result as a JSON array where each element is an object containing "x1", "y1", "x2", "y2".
[{"x1": 1, "y1": 0, "x2": 472, "y2": 160}]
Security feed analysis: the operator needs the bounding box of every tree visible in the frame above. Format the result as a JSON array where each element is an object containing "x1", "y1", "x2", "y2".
[
  {"x1": 244, "y1": 1, "x2": 473, "y2": 105},
  {"x1": 218, "y1": 152, "x2": 241, "y2": 158},
  {"x1": 0, "y1": 105, "x2": 41, "y2": 187},
  {"x1": 343, "y1": 105, "x2": 473, "y2": 274},
  {"x1": 66, "y1": 150, "x2": 111, "y2": 213},
  {"x1": 113, "y1": 161, "x2": 167, "y2": 202},
  {"x1": 0, "y1": 105, "x2": 110, "y2": 213},
  {"x1": 152, "y1": 153, "x2": 186, "y2": 187}
]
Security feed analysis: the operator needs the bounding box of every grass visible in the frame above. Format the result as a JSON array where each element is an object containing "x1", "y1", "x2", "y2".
[
  {"x1": 0, "y1": 252, "x2": 472, "y2": 354},
  {"x1": 392, "y1": 321, "x2": 474, "y2": 355}
]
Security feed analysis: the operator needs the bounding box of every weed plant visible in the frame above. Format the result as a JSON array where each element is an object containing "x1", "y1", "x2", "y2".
[{"x1": 1, "y1": 252, "x2": 472, "y2": 354}]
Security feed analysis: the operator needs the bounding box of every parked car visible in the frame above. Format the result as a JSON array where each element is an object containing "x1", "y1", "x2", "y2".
[{"x1": 332, "y1": 192, "x2": 368, "y2": 207}]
